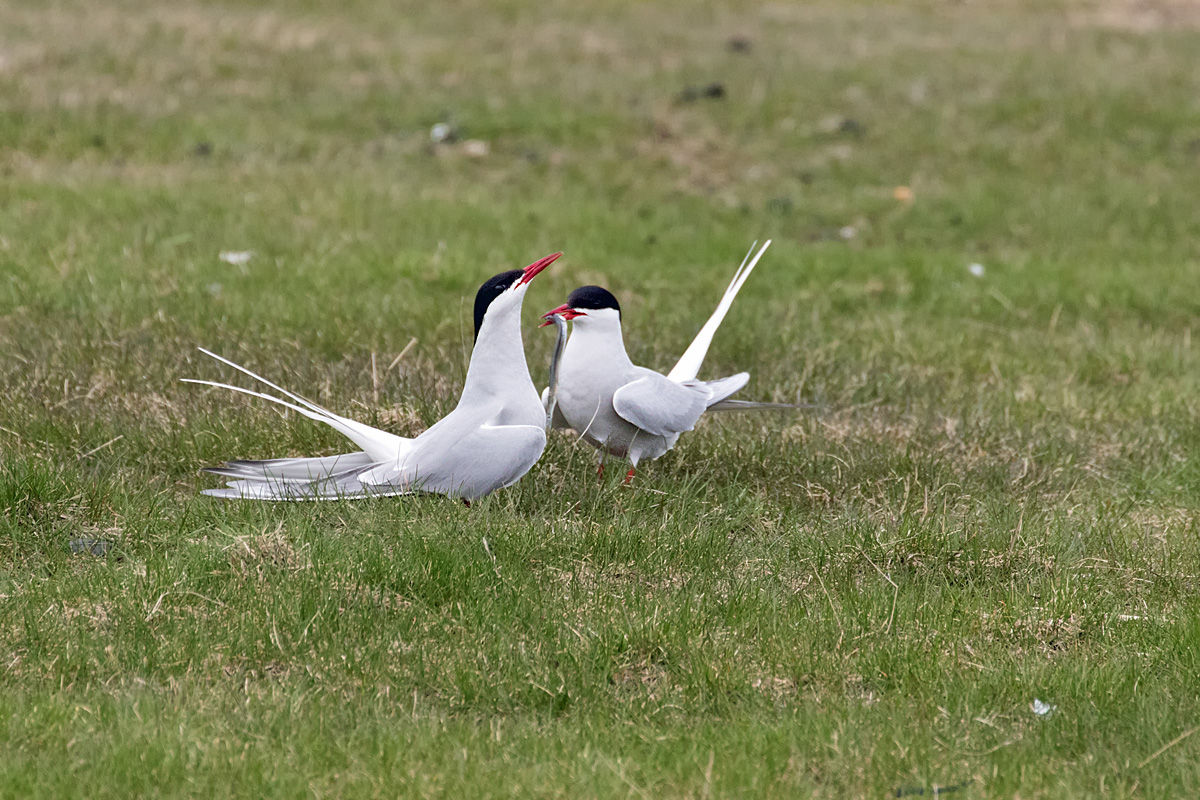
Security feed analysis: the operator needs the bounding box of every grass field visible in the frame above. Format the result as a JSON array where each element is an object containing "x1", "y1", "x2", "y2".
[{"x1": 3, "y1": 0, "x2": 1200, "y2": 796}]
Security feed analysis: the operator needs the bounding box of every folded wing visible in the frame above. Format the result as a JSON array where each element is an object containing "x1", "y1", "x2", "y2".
[
  {"x1": 202, "y1": 464, "x2": 413, "y2": 501},
  {"x1": 612, "y1": 373, "x2": 710, "y2": 437}
]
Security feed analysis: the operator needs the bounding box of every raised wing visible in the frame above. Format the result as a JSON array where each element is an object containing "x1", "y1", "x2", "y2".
[
  {"x1": 667, "y1": 240, "x2": 771, "y2": 382},
  {"x1": 612, "y1": 373, "x2": 710, "y2": 437}
]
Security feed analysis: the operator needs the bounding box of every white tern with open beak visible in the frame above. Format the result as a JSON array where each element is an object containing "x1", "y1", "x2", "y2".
[
  {"x1": 185, "y1": 252, "x2": 561, "y2": 502},
  {"x1": 541, "y1": 241, "x2": 795, "y2": 482}
]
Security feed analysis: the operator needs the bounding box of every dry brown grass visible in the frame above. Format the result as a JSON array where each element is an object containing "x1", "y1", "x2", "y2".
[
  {"x1": 1074, "y1": 0, "x2": 1200, "y2": 31},
  {"x1": 226, "y1": 523, "x2": 309, "y2": 578}
]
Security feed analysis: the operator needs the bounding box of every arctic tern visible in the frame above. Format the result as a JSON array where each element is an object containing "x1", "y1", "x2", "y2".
[
  {"x1": 185, "y1": 252, "x2": 562, "y2": 502},
  {"x1": 541, "y1": 241, "x2": 795, "y2": 482}
]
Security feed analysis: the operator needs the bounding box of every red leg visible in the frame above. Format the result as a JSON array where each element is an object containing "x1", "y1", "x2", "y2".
[
  {"x1": 462, "y1": 498, "x2": 471, "y2": 508},
  {"x1": 622, "y1": 468, "x2": 635, "y2": 486},
  {"x1": 597, "y1": 462, "x2": 605, "y2": 480}
]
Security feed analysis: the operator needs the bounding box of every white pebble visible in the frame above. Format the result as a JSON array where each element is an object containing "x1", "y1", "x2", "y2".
[
  {"x1": 1031, "y1": 698, "x2": 1055, "y2": 717},
  {"x1": 968, "y1": 262, "x2": 985, "y2": 277},
  {"x1": 219, "y1": 250, "x2": 253, "y2": 266},
  {"x1": 461, "y1": 139, "x2": 491, "y2": 158}
]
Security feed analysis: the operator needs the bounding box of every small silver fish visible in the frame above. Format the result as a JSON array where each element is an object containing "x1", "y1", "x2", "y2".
[{"x1": 544, "y1": 313, "x2": 568, "y2": 430}]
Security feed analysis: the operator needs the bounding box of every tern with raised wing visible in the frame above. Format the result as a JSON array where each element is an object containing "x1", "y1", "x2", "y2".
[
  {"x1": 541, "y1": 241, "x2": 796, "y2": 483},
  {"x1": 186, "y1": 252, "x2": 562, "y2": 502}
]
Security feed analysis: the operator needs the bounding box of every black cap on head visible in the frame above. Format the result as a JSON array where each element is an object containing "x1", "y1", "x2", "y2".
[
  {"x1": 567, "y1": 285, "x2": 620, "y2": 315},
  {"x1": 473, "y1": 270, "x2": 523, "y2": 342}
]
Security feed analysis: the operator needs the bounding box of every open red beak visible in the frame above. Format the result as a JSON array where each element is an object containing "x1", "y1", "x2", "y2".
[
  {"x1": 539, "y1": 303, "x2": 584, "y2": 327},
  {"x1": 518, "y1": 252, "x2": 562, "y2": 286}
]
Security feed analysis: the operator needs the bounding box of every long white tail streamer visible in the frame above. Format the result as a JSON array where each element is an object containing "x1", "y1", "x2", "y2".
[{"x1": 667, "y1": 239, "x2": 771, "y2": 382}]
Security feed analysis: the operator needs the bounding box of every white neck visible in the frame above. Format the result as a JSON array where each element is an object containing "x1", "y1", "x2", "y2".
[
  {"x1": 562, "y1": 309, "x2": 635, "y2": 372},
  {"x1": 460, "y1": 292, "x2": 534, "y2": 404}
]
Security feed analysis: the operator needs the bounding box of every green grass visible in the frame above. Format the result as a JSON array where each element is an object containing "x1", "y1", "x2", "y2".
[{"x1": 3, "y1": 0, "x2": 1200, "y2": 795}]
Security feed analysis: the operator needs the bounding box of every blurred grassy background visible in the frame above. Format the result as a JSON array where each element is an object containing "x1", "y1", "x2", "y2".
[{"x1": 2, "y1": 0, "x2": 1200, "y2": 796}]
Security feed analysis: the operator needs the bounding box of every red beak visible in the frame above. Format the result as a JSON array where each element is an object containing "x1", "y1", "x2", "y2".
[
  {"x1": 539, "y1": 303, "x2": 584, "y2": 327},
  {"x1": 518, "y1": 252, "x2": 562, "y2": 286}
]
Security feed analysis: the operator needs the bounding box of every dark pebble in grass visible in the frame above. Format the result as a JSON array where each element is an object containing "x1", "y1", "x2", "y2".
[
  {"x1": 677, "y1": 82, "x2": 726, "y2": 103},
  {"x1": 727, "y1": 35, "x2": 752, "y2": 54},
  {"x1": 895, "y1": 779, "x2": 973, "y2": 797},
  {"x1": 69, "y1": 539, "x2": 112, "y2": 557},
  {"x1": 551, "y1": 688, "x2": 571, "y2": 716},
  {"x1": 837, "y1": 117, "x2": 866, "y2": 136},
  {"x1": 194, "y1": 142, "x2": 213, "y2": 157},
  {"x1": 768, "y1": 195, "x2": 794, "y2": 214}
]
